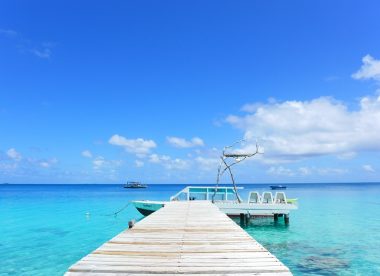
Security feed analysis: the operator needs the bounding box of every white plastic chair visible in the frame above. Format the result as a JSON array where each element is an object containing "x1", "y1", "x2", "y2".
[
  {"x1": 274, "y1": 192, "x2": 287, "y2": 204},
  {"x1": 248, "y1": 191, "x2": 261, "y2": 203},
  {"x1": 262, "y1": 192, "x2": 274, "y2": 204}
]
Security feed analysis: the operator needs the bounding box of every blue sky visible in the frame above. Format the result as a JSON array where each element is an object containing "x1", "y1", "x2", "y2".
[{"x1": 1, "y1": 1, "x2": 380, "y2": 184}]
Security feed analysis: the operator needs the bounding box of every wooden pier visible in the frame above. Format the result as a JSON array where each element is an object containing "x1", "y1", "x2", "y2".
[{"x1": 66, "y1": 201, "x2": 292, "y2": 275}]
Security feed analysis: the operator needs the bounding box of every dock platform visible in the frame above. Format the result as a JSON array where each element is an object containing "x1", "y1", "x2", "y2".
[{"x1": 66, "y1": 201, "x2": 292, "y2": 275}]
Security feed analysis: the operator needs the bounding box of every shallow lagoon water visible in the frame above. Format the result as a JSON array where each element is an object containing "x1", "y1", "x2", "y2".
[{"x1": 1, "y1": 183, "x2": 380, "y2": 275}]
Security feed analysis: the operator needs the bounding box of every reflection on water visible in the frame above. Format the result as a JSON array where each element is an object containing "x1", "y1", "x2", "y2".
[{"x1": 31, "y1": 227, "x2": 71, "y2": 237}]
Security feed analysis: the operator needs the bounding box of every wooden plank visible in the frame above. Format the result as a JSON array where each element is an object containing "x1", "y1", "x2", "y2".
[
  {"x1": 66, "y1": 273, "x2": 292, "y2": 276},
  {"x1": 66, "y1": 201, "x2": 292, "y2": 275}
]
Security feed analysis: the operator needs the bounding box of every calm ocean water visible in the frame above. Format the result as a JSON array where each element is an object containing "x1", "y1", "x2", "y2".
[{"x1": 1, "y1": 183, "x2": 380, "y2": 275}]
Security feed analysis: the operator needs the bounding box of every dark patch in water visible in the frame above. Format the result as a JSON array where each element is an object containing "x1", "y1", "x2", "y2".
[
  {"x1": 265, "y1": 241, "x2": 318, "y2": 253},
  {"x1": 265, "y1": 241, "x2": 348, "y2": 258},
  {"x1": 298, "y1": 255, "x2": 350, "y2": 275},
  {"x1": 32, "y1": 227, "x2": 70, "y2": 236}
]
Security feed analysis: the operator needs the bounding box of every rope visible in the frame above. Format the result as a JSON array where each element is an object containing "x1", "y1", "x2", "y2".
[{"x1": 102, "y1": 202, "x2": 131, "y2": 217}]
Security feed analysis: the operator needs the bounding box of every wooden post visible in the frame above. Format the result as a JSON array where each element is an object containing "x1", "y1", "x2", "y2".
[
  {"x1": 245, "y1": 213, "x2": 250, "y2": 225},
  {"x1": 284, "y1": 214, "x2": 289, "y2": 225},
  {"x1": 274, "y1": 214, "x2": 278, "y2": 222},
  {"x1": 240, "y1": 213, "x2": 245, "y2": 226}
]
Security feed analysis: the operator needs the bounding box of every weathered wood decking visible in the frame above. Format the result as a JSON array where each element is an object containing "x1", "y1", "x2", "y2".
[{"x1": 66, "y1": 201, "x2": 292, "y2": 275}]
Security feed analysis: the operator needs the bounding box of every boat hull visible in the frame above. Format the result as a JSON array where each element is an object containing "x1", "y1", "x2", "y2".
[
  {"x1": 133, "y1": 201, "x2": 166, "y2": 216},
  {"x1": 133, "y1": 200, "x2": 297, "y2": 217},
  {"x1": 270, "y1": 186, "x2": 287, "y2": 190}
]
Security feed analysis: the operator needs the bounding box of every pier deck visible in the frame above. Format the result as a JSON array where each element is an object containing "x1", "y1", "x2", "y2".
[{"x1": 66, "y1": 201, "x2": 292, "y2": 275}]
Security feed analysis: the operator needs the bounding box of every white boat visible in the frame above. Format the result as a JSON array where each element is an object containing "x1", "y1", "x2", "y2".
[
  {"x1": 133, "y1": 200, "x2": 165, "y2": 216},
  {"x1": 124, "y1": 181, "x2": 147, "y2": 189},
  {"x1": 133, "y1": 140, "x2": 298, "y2": 218},
  {"x1": 133, "y1": 186, "x2": 297, "y2": 217}
]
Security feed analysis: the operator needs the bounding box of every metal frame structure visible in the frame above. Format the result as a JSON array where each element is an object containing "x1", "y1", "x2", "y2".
[{"x1": 212, "y1": 139, "x2": 262, "y2": 203}]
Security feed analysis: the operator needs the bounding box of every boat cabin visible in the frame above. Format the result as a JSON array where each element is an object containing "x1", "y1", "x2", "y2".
[{"x1": 170, "y1": 186, "x2": 243, "y2": 202}]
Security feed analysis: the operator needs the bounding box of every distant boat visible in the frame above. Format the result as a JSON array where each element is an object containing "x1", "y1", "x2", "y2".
[
  {"x1": 270, "y1": 185, "x2": 287, "y2": 190},
  {"x1": 124, "y1": 181, "x2": 147, "y2": 189}
]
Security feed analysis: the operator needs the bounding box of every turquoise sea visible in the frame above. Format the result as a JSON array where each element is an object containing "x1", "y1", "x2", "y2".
[{"x1": 1, "y1": 183, "x2": 380, "y2": 275}]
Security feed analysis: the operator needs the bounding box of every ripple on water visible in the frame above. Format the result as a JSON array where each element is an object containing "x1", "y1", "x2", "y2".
[{"x1": 31, "y1": 227, "x2": 70, "y2": 237}]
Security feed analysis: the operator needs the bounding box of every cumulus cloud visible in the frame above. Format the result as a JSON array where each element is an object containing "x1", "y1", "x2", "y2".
[
  {"x1": 109, "y1": 134, "x2": 156, "y2": 157},
  {"x1": 6, "y1": 148, "x2": 22, "y2": 161},
  {"x1": 267, "y1": 166, "x2": 295, "y2": 176},
  {"x1": 149, "y1": 154, "x2": 169, "y2": 163},
  {"x1": 0, "y1": 29, "x2": 54, "y2": 59},
  {"x1": 352, "y1": 55, "x2": 380, "y2": 81},
  {"x1": 39, "y1": 162, "x2": 50, "y2": 168},
  {"x1": 81, "y1": 150, "x2": 93, "y2": 158},
  {"x1": 31, "y1": 48, "x2": 51, "y2": 59},
  {"x1": 92, "y1": 156, "x2": 122, "y2": 170},
  {"x1": 317, "y1": 168, "x2": 348, "y2": 175},
  {"x1": 227, "y1": 95, "x2": 380, "y2": 162},
  {"x1": 298, "y1": 167, "x2": 312, "y2": 175},
  {"x1": 135, "y1": 160, "x2": 144, "y2": 168},
  {"x1": 167, "y1": 136, "x2": 204, "y2": 148},
  {"x1": 267, "y1": 166, "x2": 348, "y2": 177},
  {"x1": 195, "y1": 156, "x2": 220, "y2": 171},
  {"x1": 148, "y1": 154, "x2": 189, "y2": 170},
  {"x1": 39, "y1": 158, "x2": 58, "y2": 168},
  {"x1": 93, "y1": 156, "x2": 105, "y2": 169},
  {"x1": 362, "y1": 164, "x2": 375, "y2": 173}
]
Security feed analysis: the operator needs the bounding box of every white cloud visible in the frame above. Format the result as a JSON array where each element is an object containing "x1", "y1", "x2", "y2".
[
  {"x1": 298, "y1": 167, "x2": 312, "y2": 175},
  {"x1": 267, "y1": 166, "x2": 348, "y2": 177},
  {"x1": 0, "y1": 29, "x2": 54, "y2": 59},
  {"x1": 195, "y1": 156, "x2": 220, "y2": 171},
  {"x1": 362, "y1": 164, "x2": 375, "y2": 173},
  {"x1": 93, "y1": 156, "x2": 106, "y2": 169},
  {"x1": 92, "y1": 156, "x2": 122, "y2": 170},
  {"x1": 148, "y1": 154, "x2": 160, "y2": 163},
  {"x1": 317, "y1": 167, "x2": 348, "y2": 175},
  {"x1": 135, "y1": 160, "x2": 144, "y2": 168},
  {"x1": 149, "y1": 154, "x2": 170, "y2": 163},
  {"x1": 165, "y1": 158, "x2": 189, "y2": 170},
  {"x1": 0, "y1": 162, "x2": 18, "y2": 172},
  {"x1": 352, "y1": 55, "x2": 380, "y2": 81},
  {"x1": 31, "y1": 48, "x2": 51, "y2": 59},
  {"x1": 227, "y1": 95, "x2": 380, "y2": 162},
  {"x1": 167, "y1": 136, "x2": 204, "y2": 148},
  {"x1": 35, "y1": 158, "x2": 58, "y2": 169},
  {"x1": 0, "y1": 29, "x2": 17, "y2": 37},
  {"x1": 39, "y1": 158, "x2": 58, "y2": 168},
  {"x1": 267, "y1": 166, "x2": 295, "y2": 176},
  {"x1": 39, "y1": 162, "x2": 50, "y2": 168},
  {"x1": 148, "y1": 154, "x2": 190, "y2": 170},
  {"x1": 6, "y1": 148, "x2": 22, "y2": 161},
  {"x1": 149, "y1": 150, "x2": 219, "y2": 172},
  {"x1": 241, "y1": 99, "x2": 276, "y2": 113},
  {"x1": 81, "y1": 150, "x2": 93, "y2": 158},
  {"x1": 337, "y1": 152, "x2": 357, "y2": 160},
  {"x1": 109, "y1": 134, "x2": 157, "y2": 157},
  {"x1": 241, "y1": 103, "x2": 262, "y2": 113}
]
